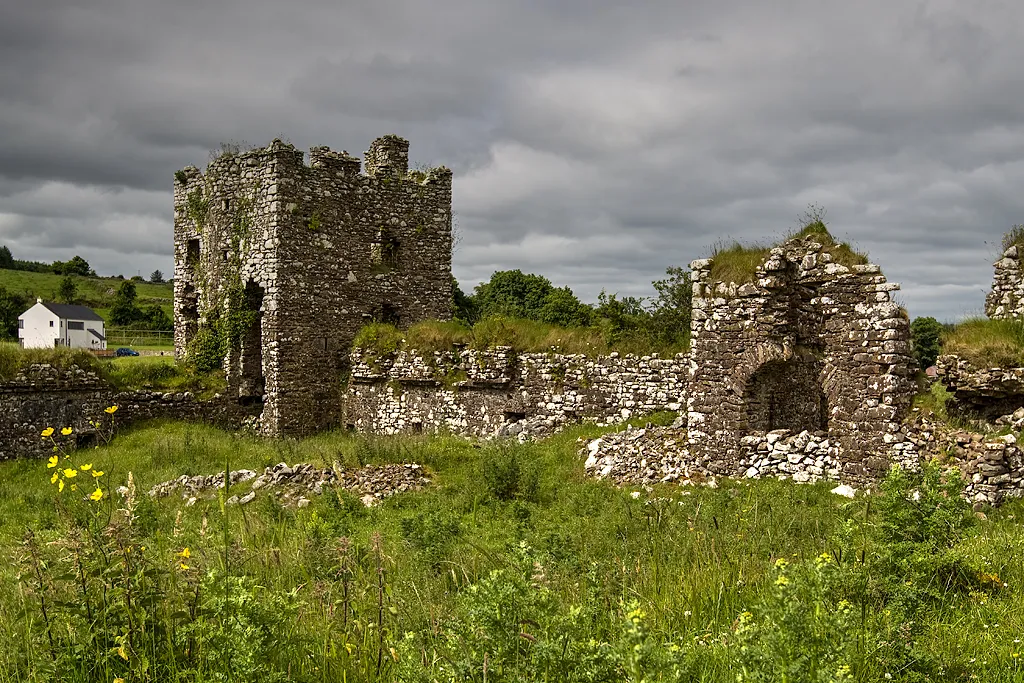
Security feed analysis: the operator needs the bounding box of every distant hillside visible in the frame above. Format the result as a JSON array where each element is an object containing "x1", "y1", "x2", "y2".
[{"x1": 0, "y1": 269, "x2": 173, "y2": 323}]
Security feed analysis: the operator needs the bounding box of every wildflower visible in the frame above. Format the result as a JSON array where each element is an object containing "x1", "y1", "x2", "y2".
[
  {"x1": 115, "y1": 679, "x2": 125, "y2": 683},
  {"x1": 91, "y1": 470, "x2": 104, "y2": 478},
  {"x1": 41, "y1": 427, "x2": 54, "y2": 438},
  {"x1": 104, "y1": 405, "x2": 118, "y2": 414},
  {"x1": 62, "y1": 468, "x2": 78, "y2": 479},
  {"x1": 61, "y1": 427, "x2": 72, "y2": 436},
  {"x1": 47, "y1": 456, "x2": 58, "y2": 469},
  {"x1": 775, "y1": 574, "x2": 790, "y2": 587},
  {"x1": 50, "y1": 472, "x2": 58, "y2": 485},
  {"x1": 58, "y1": 480, "x2": 65, "y2": 493},
  {"x1": 79, "y1": 463, "x2": 92, "y2": 471},
  {"x1": 774, "y1": 558, "x2": 788, "y2": 570},
  {"x1": 90, "y1": 487, "x2": 103, "y2": 501}
]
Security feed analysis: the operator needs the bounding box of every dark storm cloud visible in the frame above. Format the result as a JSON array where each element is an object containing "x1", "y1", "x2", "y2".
[{"x1": 2, "y1": 0, "x2": 1023, "y2": 320}]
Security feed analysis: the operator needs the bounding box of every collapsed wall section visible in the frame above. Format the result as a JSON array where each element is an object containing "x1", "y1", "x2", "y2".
[
  {"x1": 345, "y1": 348, "x2": 686, "y2": 437},
  {"x1": 687, "y1": 237, "x2": 916, "y2": 484}
]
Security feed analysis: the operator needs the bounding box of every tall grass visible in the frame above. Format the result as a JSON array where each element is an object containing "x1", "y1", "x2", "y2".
[
  {"x1": 354, "y1": 317, "x2": 687, "y2": 359},
  {"x1": 0, "y1": 419, "x2": 1022, "y2": 681},
  {"x1": 0, "y1": 343, "x2": 103, "y2": 381},
  {"x1": 707, "y1": 222, "x2": 869, "y2": 286},
  {"x1": 942, "y1": 317, "x2": 1024, "y2": 368}
]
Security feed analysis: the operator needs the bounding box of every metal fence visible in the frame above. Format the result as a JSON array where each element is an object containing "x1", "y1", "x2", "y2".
[{"x1": 105, "y1": 327, "x2": 174, "y2": 348}]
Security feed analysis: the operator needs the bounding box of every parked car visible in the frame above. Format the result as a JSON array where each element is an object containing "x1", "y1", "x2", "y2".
[{"x1": 115, "y1": 347, "x2": 140, "y2": 357}]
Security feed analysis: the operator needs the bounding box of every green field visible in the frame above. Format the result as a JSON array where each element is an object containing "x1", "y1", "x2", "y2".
[
  {"x1": 0, "y1": 415, "x2": 1021, "y2": 682},
  {"x1": 0, "y1": 268, "x2": 173, "y2": 322}
]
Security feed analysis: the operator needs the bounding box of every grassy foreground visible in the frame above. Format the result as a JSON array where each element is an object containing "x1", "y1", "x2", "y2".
[{"x1": 0, "y1": 419, "x2": 1022, "y2": 682}]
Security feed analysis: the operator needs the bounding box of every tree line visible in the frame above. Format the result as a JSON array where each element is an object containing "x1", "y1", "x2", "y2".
[{"x1": 451, "y1": 266, "x2": 693, "y2": 351}]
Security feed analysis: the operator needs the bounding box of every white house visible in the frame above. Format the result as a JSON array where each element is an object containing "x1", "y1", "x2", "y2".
[{"x1": 18, "y1": 300, "x2": 107, "y2": 351}]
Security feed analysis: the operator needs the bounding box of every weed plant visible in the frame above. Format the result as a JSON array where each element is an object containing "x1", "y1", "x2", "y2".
[
  {"x1": 0, "y1": 419, "x2": 1022, "y2": 681},
  {"x1": 942, "y1": 317, "x2": 1024, "y2": 368}
]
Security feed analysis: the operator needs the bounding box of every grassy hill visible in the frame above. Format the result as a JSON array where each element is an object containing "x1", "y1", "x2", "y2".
[{"x1": 0, "y1": 268, "x2": 174, "y2": 323}]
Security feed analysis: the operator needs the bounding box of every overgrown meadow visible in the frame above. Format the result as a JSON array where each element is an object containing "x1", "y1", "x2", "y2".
[{"x1": 0, "y1": 415, "x2": 1023, "y2": 682}]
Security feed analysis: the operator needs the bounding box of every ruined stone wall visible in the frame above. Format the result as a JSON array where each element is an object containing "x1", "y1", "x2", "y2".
[
  {"x1": 687, "y1": 237, "x2": 916, "y2": 485},
  {"x1": 985, "y1": 245, "x2": 1024, "y2": 319},
  {"x1": 173, "y1": 135, "x2": 452, "y2": 437},
  {"x1": 344, "y1": 348, "x2": 686, "y2": 437},
  {"x1": 0, "y1": 364, "x2": 244, "y2": 461}
]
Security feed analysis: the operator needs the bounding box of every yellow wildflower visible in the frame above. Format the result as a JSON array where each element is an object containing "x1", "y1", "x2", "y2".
[
  {"x1": 41, "y1": 428, "x2": 54, "y2": 438},
  {"x1": 47, "y1": 456, "x2": 58, "y2": 468},
  {"x1": 115, "y1": 679, "x2": 125, "y2": 683},
  {"x1": 104, "y1": 406, "x2": 118, "y2": 414},
  {"x1": 50, "y1": 472, "x2": 58, "y2": 485},
  {"x1": 61, "y1": 427, "x2": 72, "y2": 436},
  {"x1": 179, "y1": 547, "x2": 191, "y2": 558},
  {"x1": 62, "y1": 468, "x2": 78, "y2": 479},
  {"x1": 79, "y1": 463, "x2": 92, "y2": 471},
  {"x1": 90, "y1": 487, "x2": 103, "y2": 501},
  {"x1": 91, "y1": 470, "x2": 104, "y2": 478},
  {"x1": 775, "y1": 574, "x2": 790, "y2": 587},
  {"x1": 774, "y1": 558, "x2": 788, "y2": 570},
  {"x1": 58, "y1": 480, "x2": 65, "y2": 493}
]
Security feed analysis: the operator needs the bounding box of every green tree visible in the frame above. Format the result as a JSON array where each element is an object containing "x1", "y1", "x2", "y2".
[
  {"x1": 910, "y1": 316, "x2": 943, "y2": 369},
  {"x1": 57, "y1": 275, "x2": 78, "y2": 304},
  {"x1": 0, "y1": 286, "x2": 26, "y2": 339},
  {"x1": 150, "y1": 269, "x2": 165, "y2": 283},
  {"x1": 142, "y1": 304, "x2": 172, "y2": 330},
  {"x1": 109, "y1": 280, "x2": 141, "y2": 326},
  {"x1": 0, "y1": 246, "x2": 13, "y2": 270},
  {"x1": 55, "y1": 255, "x2": 92, "y2": 277},
  {"x1": 474, "y1": 270, "x2": 555, "y2": 320},
  {"x1": 452, "y1": 277, "x2": 478, "y2": 323},
  {"x1": 537, "y1": 286, "x2": 592, "y2": 327},
  {"x1": 648, "y1": 266, "x2": 692, "y2": 347}
]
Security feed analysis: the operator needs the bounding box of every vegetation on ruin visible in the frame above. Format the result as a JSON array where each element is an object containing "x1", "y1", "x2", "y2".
[
  {"x1": 941, "y1": 317, "x2": 1024, "y2": 368},
  {"x1": 354, "y1": 316, "x2": 690, "y2": 361},
  {"x1": 706, "y1": 205, "x2": 870, "y2": 286},
  {"x1": 0, "y1": 418, "x2": 1022, "y2": 681},
  {"x1": 1001, "y1": 224, "x2": 1024, "y2": 253}
]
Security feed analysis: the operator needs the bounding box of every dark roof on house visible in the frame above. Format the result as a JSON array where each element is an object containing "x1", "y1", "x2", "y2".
[
  {"x1": 39, "y1": 303, "x2": 104, "y2": 322},
  {"x1": 88, "y1": 328, "x2": 106, "y2": 341}
]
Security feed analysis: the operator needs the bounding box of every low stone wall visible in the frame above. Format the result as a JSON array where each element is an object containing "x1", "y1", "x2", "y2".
[
  {"x1": 936, "y1": 354, "x2": 1024, "y2": 420},
  {"x1": 344, "y1": 347, "x2": 687, "y2": 438},
  {"x1": 0, "y1": 363, "x2": 246, "y2": 461}
]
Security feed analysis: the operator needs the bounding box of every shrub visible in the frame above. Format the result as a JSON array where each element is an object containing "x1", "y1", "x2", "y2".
[{"x1": 480, "y1": 445, "x2": 539, "y2": 503}]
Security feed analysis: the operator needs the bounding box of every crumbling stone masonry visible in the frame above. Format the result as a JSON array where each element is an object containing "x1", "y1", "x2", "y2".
[
  {"x1": 686, "y1": 236, "x2": 917, "y2": 485},
  {"x1": 173, "y1": 136, "x2": 453, "y2": 437},
  {"x1": 985, "y1": 245, "x2": 1024, "y2": 319},
  {"x1": 345, "y1": 348, "x2": 687, "y2": 438}
]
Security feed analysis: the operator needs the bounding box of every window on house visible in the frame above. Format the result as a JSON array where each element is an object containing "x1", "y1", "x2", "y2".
[
  {"x1": 68, "y1": 321, "x2": 84, "y2": 331},
  {"x1": 18, "y1": 320, "x2": 23, "y2": 329},
  {"x1": 49, "y1": 321, "x2": 54, "y2": 328}
]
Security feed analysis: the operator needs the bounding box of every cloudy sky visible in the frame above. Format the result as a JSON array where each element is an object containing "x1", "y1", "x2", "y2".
[{"x1": 2, "y1": 0, "x2": 1022, "y2": 321}]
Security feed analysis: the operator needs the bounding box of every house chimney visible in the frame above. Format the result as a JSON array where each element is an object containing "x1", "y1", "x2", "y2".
[{"x1": 36, "y1": 297, "x2": 42, "y2": 304}]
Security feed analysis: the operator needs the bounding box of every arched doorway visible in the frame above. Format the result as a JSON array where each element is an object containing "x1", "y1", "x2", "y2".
[{"x1": 743, "y1": 357, "x2": 828, "y2": 432}]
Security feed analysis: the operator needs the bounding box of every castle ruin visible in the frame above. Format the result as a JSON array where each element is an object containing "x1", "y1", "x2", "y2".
[
  {"x1": 173, "y1": 135, "x2": 453, "y2": 436},
  {"x1": 686, "y1": 235, "x2": 917, "y2": 483}
]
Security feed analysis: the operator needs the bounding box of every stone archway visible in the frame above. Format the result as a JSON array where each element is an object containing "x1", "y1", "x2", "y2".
[{"x1": 743, "y1": 357, "x2": 828, "y2": 433}]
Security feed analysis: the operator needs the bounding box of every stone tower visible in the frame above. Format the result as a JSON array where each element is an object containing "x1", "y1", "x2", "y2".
[{"x1": 172, "y1": 135, "x2": 453, "y2": 437}]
